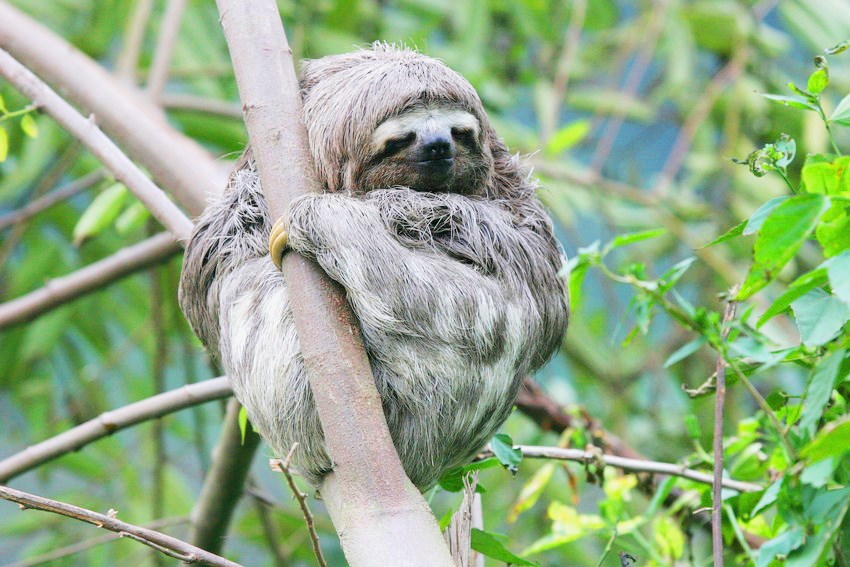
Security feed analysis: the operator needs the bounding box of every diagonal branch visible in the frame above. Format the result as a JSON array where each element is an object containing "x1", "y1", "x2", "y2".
[
  {"x1": 0, "y1": 377, "x2": 230, "y2": 482},
  {"x1": 0, "y1": 486, "x2": 241, "y2": 567},
  {"x1": 0, "y1": 233, "x2": 181, "y2": 329},
  {"x1": 0, "y1": 48, "x2": 193, "y2": 241},
  {"x1": 0, "y1": 170, "x2": 106, "y2": 231},
  {"x1": 0, "y1": 2, "x2": 223, "y2": 215}
]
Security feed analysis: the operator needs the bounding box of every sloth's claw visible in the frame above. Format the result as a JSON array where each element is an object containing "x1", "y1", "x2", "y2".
[{"x1": 268, "y1": 217, "x2": 289, "y2": 270}]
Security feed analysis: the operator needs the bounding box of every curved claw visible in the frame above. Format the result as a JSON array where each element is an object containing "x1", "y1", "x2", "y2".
[{"x1": 268, "y1": 217, "x2": 289, "y2": 270}]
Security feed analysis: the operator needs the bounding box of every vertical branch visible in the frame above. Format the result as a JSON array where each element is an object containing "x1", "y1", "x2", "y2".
[
  {"x1": 214, "y1": 1, "x2": 454, "y2": 565},
  {"x1": 148, "y1": 236, "x2": 168, "y2": 567},
  {"x1": 712, "y1": 290, "x2": 738, "y2": 567},
  {"x1": 146, "y1": 0, "x2": 187, "y2": 99},
  {"x1": 116, "y1": 0, "x2": 155, "y2": 83}
]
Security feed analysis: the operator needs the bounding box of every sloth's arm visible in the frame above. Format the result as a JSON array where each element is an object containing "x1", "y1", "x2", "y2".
[{"x1": 286, "y1": 189, "x2": 567, "y2": 366}]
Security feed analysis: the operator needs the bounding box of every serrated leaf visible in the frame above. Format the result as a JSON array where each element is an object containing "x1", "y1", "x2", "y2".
[
  {"x1": 19, "y1": 113, "x2": 38, "y2": 138},
  {"x1": 800, "y1": 416, "x2": 850, "y2": 461},
  {"x1": 606, "y1": 229, "x2": 667, "y2": 252},
  {"x1": 745, "y1": 196, "x2": 791, "y2": 234},
  {"x1": 546, "y1": 120, "x2": 590, "y2": 155},
  {"x1": 826, "y1": 250, "x2": 850, "y2": 306},
  {"x1": 757, "y1": 268, "x2": 828, "y2": 327},
  {"x1": 491, "y1": 433, "x2": 522, "y2": 474},
  {"x1": 800, "y1": 154, "x2": 850, "y2": 195},
  {"x1": 702, "y1": 219, "x2": 745, "y2": 247},
  {"x1": 760, "y1": 93, "x2": 818, "y2": 111},
  {"x1": 738, "y1": 194, "x2": 830, "y2": 299},
  {"x1": 799, "y1": 349, "x2": 846, "y2": 436},
  {"x1": 791, "y1": 289, "x2": 850, "y2": 347},
  {"x1": 0, "y1": 126, "x2": 7, "y2": 163},
  {"x1": 72, "y1": 183, "x2": 129, "y2": 245},
  {"x1": 830, "y1": 93, "x2": 850, "y2": 126},
  {"x1": 471, "y1": 529, "x2": 538, "y2": 566}
]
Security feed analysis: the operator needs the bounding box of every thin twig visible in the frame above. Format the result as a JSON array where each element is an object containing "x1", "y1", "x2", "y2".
[
  {"x1": 0, "y1": 48, "x2": 193, "y2": 240},
  {"x1": 712, "y1": 289, "x2": 738, "y2": 567},
  {"x1": 271, "y1": 444, "x2": 327, "y2": 567},
  {"x1": 543, "y1": 0, "x2": 587, "y2": 143},
  {"x1": 3, "y1": 516, "x2": 188, "y2": 567},
  {"x1": 0, "y1": 377, "x2": 231, "y2": 482},
  {"x1": 478, "y1": 445, "x2": 761, "y2": 493},
  {"x1": 160, "y1": 94, "x2": 243, "y2": 119},
  {"x1": 0, "y1": 233, "x2": 181, "y2": 329},
  {"x1": 0, "y1": 486, "x2": 242, "y2": 567},
  {"x1": 0, "y1": 170, "x2": 105, "y2": 231},
  {"x1": 146, "y1": 0, "x2": 188, "y2": 100}
]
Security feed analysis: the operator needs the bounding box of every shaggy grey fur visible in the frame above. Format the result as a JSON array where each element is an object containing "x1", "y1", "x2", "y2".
[{"x1": 179, "y1": 44, "x2": 569, "y2": 488}]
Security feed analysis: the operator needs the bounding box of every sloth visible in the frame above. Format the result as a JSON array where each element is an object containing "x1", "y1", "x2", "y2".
[{"x1": 179, "y1": 44, "x2": 569, "y2": 489}]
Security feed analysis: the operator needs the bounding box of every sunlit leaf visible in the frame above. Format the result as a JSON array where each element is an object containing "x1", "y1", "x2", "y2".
[
  {"x1": 471, "y1": 529, "x2": 537, "y2": 566},
  {"x1": 801, "y1": 416, "x2": 850, "y2": 461},
  {"x1": 507, "y1": 463, "x2": 555, "y2": 523},
  {"x1": 19, "y1": 114, "x2": 38, "y2": 138},
  {"x1": 745, "y1": 196, "x2": 791, "y2": 234},
  {"x1": 72, "y1": 182, "x2": 129, "y2": 245},
  {"x1": 546, "y1": 120, "x2": 590, "y2": 155},
  {"x1": 759, "y1": 93, "x2": 818, "y2": 111},
  {"x1": 791, "y1": 289, "x2": 850, "y2": 347},
  {"x1": 800, "y1": 154, "x2": 850, "y2": 194},
  {"x1": 0, "y1": 126, "x2": 7, "y2": 162}
]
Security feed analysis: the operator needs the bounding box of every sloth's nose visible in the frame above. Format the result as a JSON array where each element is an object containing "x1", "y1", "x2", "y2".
[{"x1": 421, "y1": 135, "x2": 454, "y2": 160}]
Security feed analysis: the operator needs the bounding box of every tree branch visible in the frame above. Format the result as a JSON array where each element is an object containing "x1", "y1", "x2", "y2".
[
  {"x1": 145, "y1": 0, "x2": 187, "y2": 100},
  {"x1": 0, "y1": 170, "x2": 105, "y2": 231},
  {"x1": 0, "y1": 48, "x2": 193, "y2": 241},
  {"x1": 0, "y1": 486, "x2": 241, "y2": 567},
  {"x1": 0, "y1": 2, "x2": 223, "y2": 215},
  {"x1": 214, "y1": 2, "x2": 454, "y2": 565},
  {"x1": 0, "y1": 233, "x2": 181, "y2": 329},
  {"x1": 189, "y1": 399, "x2": 260, "y2": 555},
  {"x1": 0, "y1": 377, "x2": 230, "y2": 482},
  {"x1": 486, "y1": 445, "x2": 762, "y2": 494}
]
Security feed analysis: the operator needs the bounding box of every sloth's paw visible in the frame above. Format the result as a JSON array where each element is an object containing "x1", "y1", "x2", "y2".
[{"x1": 268, "y1": 217, "x2": 289, "y2": 270}]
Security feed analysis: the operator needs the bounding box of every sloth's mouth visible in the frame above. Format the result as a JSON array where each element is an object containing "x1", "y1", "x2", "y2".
[{"x1": 413, "y1": 157, "x2": 454, "y2": 167}]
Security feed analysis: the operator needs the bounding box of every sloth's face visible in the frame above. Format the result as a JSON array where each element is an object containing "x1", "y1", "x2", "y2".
[{"x1": 359, "y1": 104, "x2": 489, "y2": 195}]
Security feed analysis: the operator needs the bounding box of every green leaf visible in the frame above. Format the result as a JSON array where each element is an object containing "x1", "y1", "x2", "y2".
[
  {"x1": 491, "y1": 433, "x2": 522, "y2": 474},
  {"x1": 801, "y1": 416, "x2": 850, "y2": 461},
  {"x1": 807, "y1": 68, "x2": 828, "y2": 95},
  {"x1": 115, "y1": 200, "x2": 151, "y2": 235},
  {"x1": 738, "y1": 194, "x2": 830, "y2": 300},
  {"x1": 825, "y1": 40, "x2": 850, "y2": 55},
  {"x1": 800, "y1": 154, "x2": 850, "y2": 195},
  {"x1": 826, "y1": 250, "x2": 850, "y2": 306},
  {"x1": 72, "y1": 183, "x2": 129, "y2": 245},
  {"x1": 757, "y1": 526, "x2": 805, "y2": 567},
  {"x1": 0, "y1": 93, "x2": 7, "y2": 114},
  {"x1": 756, "y1": 268, "x2": 828, "y2": 327},
  {"x1": 816, "y1": 199, "x2": 850, "y2": 257},
  {"x1": 0, "y1": 126, "x2": 7, "y2": 163},
  {"x1": 791, "y1": 289, "x2": 850, "y2": 347},
  {"x1": 471, "y1": 529, "x2": 538, "y2": 566},
  {"x1": 745, "y1": 196, "x2": 791, "y2": 235},
  {"x1": 238, "y1": 406, "x2": 249, "y2": 444},
  {"x1": 830, "y1": 93, "x2": 850, "y2": 126},
  {"x1": 19, "y1": 114, "x2": 38, "y2": 138},
  {"x1": 507, "y1": 463, "x2": 555, "y2": 523},
  {"x1": 438, "y1": 458, "x2": 500, "y2": 492},
  {"x1": 606, "y1": 229, "x2": 667, "y2": 252},
  {"x1": 653, "y1": 516, "x2": 685, "y2": 560},
  {"x1": 752, "y1": 479, "x2": 782, "y2": 517},
  {"x1": 702, "y1": 219, "x2": 745, "y2": 247},
  {"x1": 760, "y1": 93, "x2": 818, "y2": 111},
  {"x1": 799, "y1": 349, "x2": 846, "y2": 436},
  {"x1": 663, "y1": 337, "x2": 707, "y2": 368},
  {"x1": 546, "y1": 120, "x2": 590, "y2": 154}
]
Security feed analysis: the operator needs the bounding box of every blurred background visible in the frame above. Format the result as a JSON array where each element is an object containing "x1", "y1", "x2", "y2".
[{"x1": 1, "y1": 0, "x2": 849, "y2": 565}]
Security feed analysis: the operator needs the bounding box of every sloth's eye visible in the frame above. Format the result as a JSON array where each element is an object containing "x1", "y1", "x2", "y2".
[
  {"x1": 451, "y1": 127, "x2": 476, "y2": 145},
  {"x1": 383, "y1": 132, "x2": 416, "y2": 157}
]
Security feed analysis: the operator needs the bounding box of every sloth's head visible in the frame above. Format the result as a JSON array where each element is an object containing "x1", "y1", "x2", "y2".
[{"x1": 299, "y1": 44, "x2": 522, "y2": 199}]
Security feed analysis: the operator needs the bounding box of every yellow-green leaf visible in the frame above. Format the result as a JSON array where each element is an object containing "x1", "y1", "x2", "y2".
[
  {"x1": 72, "y1": 183, "x2": 129, "y2": 245},
  {"x1": 0, "y1": 126, "x2": 7, "y2": 162},
  {"x1": 19, "y1": 114, "x2": 38, "y2": 138}
]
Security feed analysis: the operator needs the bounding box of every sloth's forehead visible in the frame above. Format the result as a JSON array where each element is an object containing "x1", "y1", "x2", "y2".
[{"x1": 370, "y1": 104, "x2": 479, "y2": 146}]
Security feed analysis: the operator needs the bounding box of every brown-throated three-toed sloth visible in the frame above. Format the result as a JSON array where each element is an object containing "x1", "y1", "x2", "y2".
[{"x1": 179, "y1": 44, "x2": 569, "y2": 489}]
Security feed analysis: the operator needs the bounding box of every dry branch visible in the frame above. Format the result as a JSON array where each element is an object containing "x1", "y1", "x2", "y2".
[
  {"x1": 0, "y1": 48, "x2": 193, "y2": 241},
  {"x1": 214, "y1": 1, "x2": 453, "y2": 565},
  {"x1": 0, "y1": 2, "x2": 222, "y2": 215},
  {"x1": 0, "y1": 233, "x2": 181, "y2": 329},
  {"x1": 0, "y1": 377, "x2": 230, "y2": 482},
  {"x1": 0, "y1": 486, "x2": 241, "y2": 567}
]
